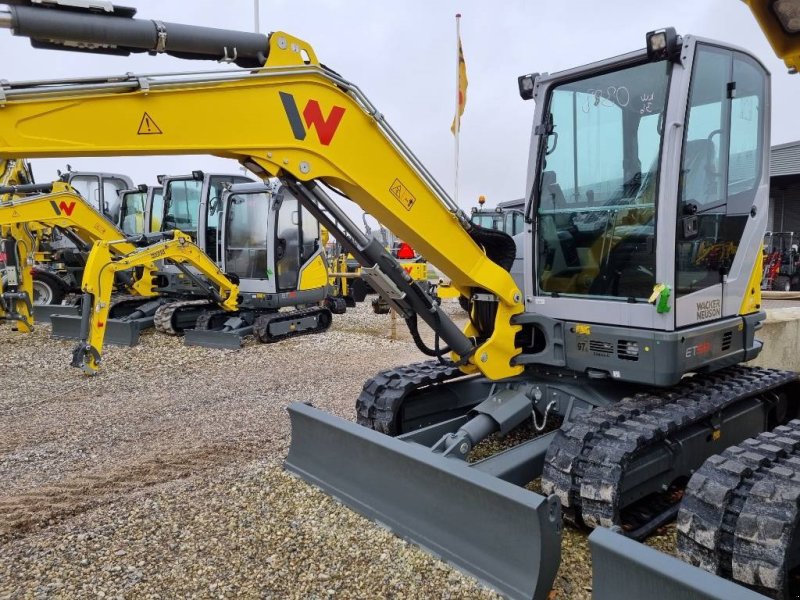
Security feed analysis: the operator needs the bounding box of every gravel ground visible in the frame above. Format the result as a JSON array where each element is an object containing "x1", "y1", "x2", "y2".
[{"x1": 1, "y1": 299, "x2": 674, "y2": 599}]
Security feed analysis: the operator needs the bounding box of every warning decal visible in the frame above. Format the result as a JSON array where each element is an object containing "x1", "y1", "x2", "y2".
[
  {"x1": 389, "y1": 178, "x2": 416, "y2": 211},
  {"x1": 137, "y1": 112, "x2": 163, "y2": 135}
]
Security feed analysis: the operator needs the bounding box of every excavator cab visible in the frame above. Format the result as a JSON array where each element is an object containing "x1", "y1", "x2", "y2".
[
  {"x1": 159, "y1": 171, "x2": 253, "y2": 260},
  {"x1": 184, "y1": 181, "x2": 334, "y2": 349},
  {"x1": 58, "y1": 168, "x2": 133, "y2": 223}
]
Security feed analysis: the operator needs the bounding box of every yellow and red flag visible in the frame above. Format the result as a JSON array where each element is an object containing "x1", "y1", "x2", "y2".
[{"x1": 451, "y1": 15, "x2": 468, "y2": 135}]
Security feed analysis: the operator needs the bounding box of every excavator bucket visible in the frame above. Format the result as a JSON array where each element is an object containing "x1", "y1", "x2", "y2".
[
  {"x1": 50, "y1": 314, "x2": 151, "y2": 346},
  {"x1": 285, "y1": 402, "x2": 562, "y2": 600}
]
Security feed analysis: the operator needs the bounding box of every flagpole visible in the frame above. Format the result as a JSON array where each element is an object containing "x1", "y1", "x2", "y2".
[{"x1": 454, "y1": 13, "x2": 461, "y2": 208}]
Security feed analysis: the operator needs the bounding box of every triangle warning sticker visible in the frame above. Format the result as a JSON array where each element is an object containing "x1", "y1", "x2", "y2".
[{"x1": 137, "y1": 112, "x2": 163, "y2": 135}]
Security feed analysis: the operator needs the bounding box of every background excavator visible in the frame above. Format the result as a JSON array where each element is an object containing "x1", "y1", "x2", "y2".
[
  {"x1": 0, "y1": 180, "x2": 159, "y2": 333},
  {"x1": 53, "y1": 170, "x2": 337, "y2": 350},
  {"x1": 0, "y1": 1, "x2": 799, "y2": 599}
]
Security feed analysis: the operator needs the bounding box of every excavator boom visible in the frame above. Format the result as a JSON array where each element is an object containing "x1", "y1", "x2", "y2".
[{"x1": 0, "y1": 2, "x2": 523, "y2": 381}]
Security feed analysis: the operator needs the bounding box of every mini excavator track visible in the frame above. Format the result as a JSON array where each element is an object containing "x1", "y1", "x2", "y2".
[{"x1": 542, "y1": 366, "x2": 799, "y2": 538}]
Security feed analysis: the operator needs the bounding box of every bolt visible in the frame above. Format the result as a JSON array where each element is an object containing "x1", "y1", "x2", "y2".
[
  {"x1": 513, "y1": 292, "x2": 521, "y2": 303},
  {"x1": 480, "y1": 352, "x2": 488, "y2": 363},
  {"x1": 299, "y1": 161, "x2": 311, "y2": 174},
  {"x1": 277, "y1": 36, "x2": 288, "y2": 50},
  {"x1": 459, "y1": 442, "x2": 470, "y2": 455},
  {"x1": 283, "y1": 159, "x2": 289, "y2": 165},
  {"x1": 267, "y1": 152, "x2": 273, "y2": 158}
]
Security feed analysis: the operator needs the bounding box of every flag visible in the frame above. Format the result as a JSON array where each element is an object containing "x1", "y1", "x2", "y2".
[{"x1": 451, "y1": 20, "x2": 467, "y2": 135}]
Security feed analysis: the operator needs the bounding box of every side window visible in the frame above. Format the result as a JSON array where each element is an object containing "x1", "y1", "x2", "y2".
[
  {"x1": 208, "y1": 176, "x2": 235, "y2": 260},
  {"x1": 120, "y1": 192, "x2": 147, "y2": 235},
  {"x1": 300, "y1": 204, "x2": 319, "y2": 261},
  {"x1": 149, "y1": 189, "x2": 164, "y2": 233},
  {"x1": 680, "y1": 46, "x2": 728, "y2": 211},
  {"x1": 69, "y1": 175, "x2": 101, "y2": 211},
  {"x1": 102, "y1": 177, "x2": 129, "y2": 221},
  {"x1": 275, "y1": 195, "x2": 301, "y2": 291},
  {"x1": 163, "y1": 180, "x2": 202, "y2": 239},
  {"x1": 727, "y1": 54, "x2": 765, "y2": 213}
]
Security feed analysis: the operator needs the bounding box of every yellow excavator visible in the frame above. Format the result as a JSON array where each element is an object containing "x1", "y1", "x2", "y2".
[
  {"x1": 0, "y1": 180, "x2": 158, "y2": 331},
  {"x1": 74, "y1": 229, "x2": 239, "y2": 374},
  {"x1": 1, "y1": 2, "x2": 799, "y2": 598}
]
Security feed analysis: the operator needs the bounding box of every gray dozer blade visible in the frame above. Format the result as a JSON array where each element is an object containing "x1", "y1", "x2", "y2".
[
  {"x1": 183, "y1": 326, "x2": 253, "y2": 349},
  {"x1": 32, "y1": 303, "x2": 80, "y2": 324},
  {"x1": 286, "y1": 403, "x2": 562, "y2": 600},
  {"x1": 589, "y1": 527, "x2": 769, "y2": 600},
  {"x1": 50, "y1": 314, "x2": 153, "y2": 346}
]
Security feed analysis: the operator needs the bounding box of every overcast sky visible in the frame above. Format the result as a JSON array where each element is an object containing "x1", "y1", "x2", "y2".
[{"x1": 1, "y1": 0, "x2": 799, "y2": 225}]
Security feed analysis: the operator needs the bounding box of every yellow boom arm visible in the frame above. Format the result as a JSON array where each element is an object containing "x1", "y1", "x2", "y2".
[
  {"x1": 75, "y1": 230, "x2": 239, "y2": 374},
  {"x1": 0, "y1": 182, "x2": 158, "y2": 329},
  {"x1": 0, "y1": 32, "x2": 523, "y2": 379}
]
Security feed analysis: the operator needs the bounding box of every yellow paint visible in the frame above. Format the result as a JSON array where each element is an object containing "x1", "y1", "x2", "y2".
[
  {"x1": 0, "y1": 36, "x2": 523, "y2": 380},
  {"x1": 298, "y1": 253, "x2": 329, "y2": 291},
  {"x1": 742, "y1": 0, "x2": 800, "y2": 73},
  {"x1": 576, "y1": 324, "x2": 591, "y2": 336},
  {"x1": 739, "y1": 243, "x2": 763, "y2": 316}
]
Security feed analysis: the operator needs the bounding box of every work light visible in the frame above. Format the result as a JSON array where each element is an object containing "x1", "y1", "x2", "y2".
[
  {"x1": 773, "y1": 0, "x2": 800, "y2": 33},
  {"x1": 518, "y1": 73, "x2": 537, "y2": 101},
  {"x1": 646, "y1": 27, "x2": 679, "y2": 61}
]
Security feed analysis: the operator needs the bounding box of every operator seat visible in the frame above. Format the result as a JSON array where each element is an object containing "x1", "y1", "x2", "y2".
[{"x1": 682, "y1": 139, "x2": 719, "y2": 206}]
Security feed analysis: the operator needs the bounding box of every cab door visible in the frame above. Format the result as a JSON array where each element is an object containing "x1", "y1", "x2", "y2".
[{"x1": 674, "y1": 43, "x2": 768, "y2": 327}]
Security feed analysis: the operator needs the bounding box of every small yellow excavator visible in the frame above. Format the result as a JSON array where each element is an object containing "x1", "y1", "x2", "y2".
[{"x1": 73, "y1": 229, "x2": 239, "y2": 374}]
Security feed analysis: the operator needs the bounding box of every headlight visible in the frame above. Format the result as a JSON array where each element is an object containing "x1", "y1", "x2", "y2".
[{"x1": 773, "y1": 0, "x2": 800, "y2": 33}]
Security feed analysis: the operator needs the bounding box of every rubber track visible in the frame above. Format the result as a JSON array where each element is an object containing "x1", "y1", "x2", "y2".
[
  {"x1": 253, "y1": 306, "x2": 332, "y2": 344},
  {"x1": 542, "y1": 366, "x2": 798, "y2": 530},
  {"x1": 355, "y1": 359, "x2": 464, "y2": 436},
  {"x1": 153, "y1": 299, "x2": 214, "y2": 335},
  {"x1": 677, "y1": 420, "x2": 800, "y2": 600},
  {"x1": 194, "y1": 309, "x2": 229, "y2": 331}
]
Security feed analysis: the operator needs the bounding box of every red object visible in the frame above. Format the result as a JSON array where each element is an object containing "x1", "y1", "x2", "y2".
[{"x1": 396, "y1": 242, "x2": 415, "y2": 260}]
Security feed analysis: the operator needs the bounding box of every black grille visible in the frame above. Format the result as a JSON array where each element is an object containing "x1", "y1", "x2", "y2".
[
  {"x1": 617, "y1": 340, "x2": 640, "y2": 361},
  {"x1": 722, "y1": 331, "x2": 733, "y2": 352},
  {"x1": 589, "y1": 340, "x2": 614, "y2": 355}
]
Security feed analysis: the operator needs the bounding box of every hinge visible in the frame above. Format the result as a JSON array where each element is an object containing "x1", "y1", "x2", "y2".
[{"x1": 727, "y1": 81, "x2": 737, "y2": 99}]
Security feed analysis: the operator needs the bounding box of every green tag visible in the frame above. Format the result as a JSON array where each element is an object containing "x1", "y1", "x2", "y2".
[{"x1": 648, "y1": 283, "x2": 671, "y2": 314}]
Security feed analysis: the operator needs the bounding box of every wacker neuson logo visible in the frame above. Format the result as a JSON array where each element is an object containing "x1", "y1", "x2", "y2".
[
  {"x1": 50, "y1": 199, "x2": 76, "y2": 216},
  {"x1": 279, "y1": 92, "x2": 345, "y2": 146},
  {"x1": 696, "y1": 299, "x2": 721, "y2": 321}
]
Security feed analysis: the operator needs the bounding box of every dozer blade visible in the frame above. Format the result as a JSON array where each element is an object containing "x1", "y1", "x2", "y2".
[
  {"x1": 50, "y1": 315, "x2": 153, "y2": 346},
  {"x1": 183, "y1": 326, "x2": 253, "y2": 349},
  {"x1": 589, "y1": 527, "x2": 768, "y2": 600},
  {"x1": 285, "y1": 402, "x2": 562, "y2": 600},
  {"x1": 32, "y1": 303, "x2": 80, "y2": 324}
]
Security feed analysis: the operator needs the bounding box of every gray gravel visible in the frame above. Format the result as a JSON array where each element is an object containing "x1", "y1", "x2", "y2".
[
  {"x1": 1, "y1": 301, "x2": 501, "y2": 598},
  {"x1": 0, "y1": 298, "x2": 668, "y2": 599}
]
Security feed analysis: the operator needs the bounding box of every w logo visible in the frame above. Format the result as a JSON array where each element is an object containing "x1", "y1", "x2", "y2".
[
  {"x1": 50, "y1": 200, "x2": 76, "y2": 216},
  {"x1": 279, "y1": 92, "x2": 345, "y2": 146}
]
